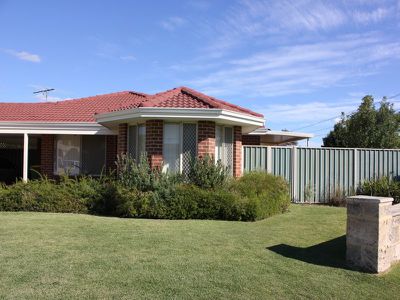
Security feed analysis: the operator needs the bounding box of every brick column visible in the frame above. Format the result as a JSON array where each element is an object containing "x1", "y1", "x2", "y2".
[
  {"x1": 117, "y1": 123, "x2": 128, "y2": 155},
  {"x1": 106, "y1": 135, "x2": 117, "y2": 171},
  {"x1": 40, "y1": 135, "x2": 54, "y2": 178},
  {"x1": 198, "y1": 121, "x2": 215, "y2": 158},
  {"x1": 233, "y1": 126, "x2": 242, "y2": 177},
  {"x1": 145, "y1": 120, "x2": 163, "y2": 169}
]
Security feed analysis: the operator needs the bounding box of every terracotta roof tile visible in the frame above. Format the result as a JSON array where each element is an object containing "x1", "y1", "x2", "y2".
[{"x1": 0, "y1": 87, "x2": 263, "y2": 122}]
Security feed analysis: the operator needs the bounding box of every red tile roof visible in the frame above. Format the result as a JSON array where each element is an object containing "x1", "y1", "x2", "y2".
[{"x1": 0, "y1": 87, "x2": 263, "y2": 123}]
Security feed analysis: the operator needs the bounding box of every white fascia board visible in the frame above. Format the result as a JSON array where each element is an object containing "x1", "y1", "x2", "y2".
[
  {"x1": 0, "y1": 122, "x2": 116, "y2": 135},
  {"x1": 248, "y1": 129, "x2": 314, "y2": 138},
  {"x1": 95, "y1": 107, "x2": 265, "y2": 127}
]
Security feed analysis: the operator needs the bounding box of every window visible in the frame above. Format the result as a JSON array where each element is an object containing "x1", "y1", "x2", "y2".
[
  {"x1": 54, "y1": 135, "x2": 106, "y2": 176},
  {"x1": 55, "y1": 135, "x2": 81, "y2": 175},
  {"x1": 162, "y1": 123, "x2": 197, "y2": 174},
  {"x1": 215, "y1": 126, "x2": 233, "y2": 174},
  {"x1": 82, "y1": 135, "x2": 106, "y2": 175},
  {"x1": 128, "y1": 124, "x2": 146, "y2": 160}
]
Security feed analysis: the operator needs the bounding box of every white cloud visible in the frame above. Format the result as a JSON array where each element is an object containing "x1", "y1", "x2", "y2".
[
  {"x1": 161, "y1": 17, "x2": 186, "y2": 31},
  {"x1": 353, "y1": 7, "x2": 390, "y2": 24},
  {"x1": 4, "y1": 49, "x2": 41, "y2": 63},
  {"x1": 258, "y1": 100, "x2": 358, "y2": 125},
  {"x1": 187, "y1": 33, "x2": 400, "y2": 97},
  {"x1": 120, "y1": 55, "x2": 136, "y2": 61},
  {"x1": 199, "y1": 0, "x2": 398, "y2": 57}
]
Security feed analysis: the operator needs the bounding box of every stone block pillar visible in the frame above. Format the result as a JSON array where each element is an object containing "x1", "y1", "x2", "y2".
[{"x1": 346, "y1": 196, "x2": 393, "y2": 273}]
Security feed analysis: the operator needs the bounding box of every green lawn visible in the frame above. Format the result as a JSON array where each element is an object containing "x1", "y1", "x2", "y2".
[{"x1": 1, "y1": 205, "x2": 399, "y2": 299}]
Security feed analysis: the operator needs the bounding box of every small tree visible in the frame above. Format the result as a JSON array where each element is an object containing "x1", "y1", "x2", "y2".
[{"x1": 323, "y1": 96, "x2": 400, "y2": 148}]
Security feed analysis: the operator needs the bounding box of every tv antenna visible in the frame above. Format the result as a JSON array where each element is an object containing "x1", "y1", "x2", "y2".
[{"x1": 33, "y1": 88, "x2": 55, "y2": 101}]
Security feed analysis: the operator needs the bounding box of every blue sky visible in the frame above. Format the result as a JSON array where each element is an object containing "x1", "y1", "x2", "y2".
[{"x1": 1, "y1": 0, "x2": 400, "y2": 146}]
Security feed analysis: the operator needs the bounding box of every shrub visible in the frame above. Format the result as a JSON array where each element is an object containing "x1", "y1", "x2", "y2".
[
  {"x1": 187, "y1": 156, "x2": 229, "y2": 189},
  {"x1": 0, "y1": 162, "x2": 291, "y2": 222},
  {"x1": 166, "y1": 184, "x2": 256, "y2": 221},
  {"x1": 0, "y1": 177, "x2": 90, "y2": 213},
  {"x1": 232, "y1": 172, "x2": 291, "y2": 220},
  {"x1": 328, "y1": 185, "x2": 350, "y2": 207},
  {"x1": 358, "y1": 177, "x2": 400, "y2": 203}
]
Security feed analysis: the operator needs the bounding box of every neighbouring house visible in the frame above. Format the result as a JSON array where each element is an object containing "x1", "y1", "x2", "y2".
[{"x1": 0, "y1": 86, "x2": 311, "y2": 183}]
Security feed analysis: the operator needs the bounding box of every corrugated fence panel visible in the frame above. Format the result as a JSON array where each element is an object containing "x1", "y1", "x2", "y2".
[
  {"x1": 271, "y1": 147, "x2": 293, "y2": 198},
  {"x1": 243, "y1": 146, "x2": 400, "y2": 203},
  {"x1": 271, "y1": 147, "x2": 292, "y2": 181},
  {"x1": 357, "y1": 149, "x2": 400, "y2": 182},
  {"x1": 296, "y1": 148, "x2": 354, "y2": 203},
  {"x1": 243, "y1": 146, "x2": 268, "y2": 171}
]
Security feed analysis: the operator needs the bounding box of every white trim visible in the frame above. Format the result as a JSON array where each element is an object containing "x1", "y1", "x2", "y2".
[
  {"x1": 266, "y1": 146, "x2": 272, "y2": 173},
  {"x1": 23, "y1": 133, "x2": 29, "y2": 182},
  {"x1": 95, "y1": 107, "x2": 265, "y2": 132},
  {"x1": 248, "y1": 128, "x2": 313, "y2": 138},
  {"x1": 0, "y1": 122, "x2": 116, "y2": 135}
]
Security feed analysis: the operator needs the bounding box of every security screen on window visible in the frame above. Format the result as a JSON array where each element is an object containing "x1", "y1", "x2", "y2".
[
  {"x1": 128, "y1": 124, "x2": 146, "y2": 160},
  {"x1": 54, "y1": 135, "x2": 106, "y2": 176},
  {"x1": 162, "y1": 123, "x2": 197, "y2": 174},
  {"x1": 55, "y1": 135, "x2": 81, "y2": 175}
]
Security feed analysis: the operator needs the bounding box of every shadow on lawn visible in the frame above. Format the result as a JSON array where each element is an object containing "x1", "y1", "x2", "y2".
[{"x1": 267, "y1": 235, "x2": 351, "y2": 270}]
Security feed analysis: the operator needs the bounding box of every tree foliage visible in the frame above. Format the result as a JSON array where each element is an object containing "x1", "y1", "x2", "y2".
[{"x1": 323, "y1": 96, "x2": 400, "y2": 148}]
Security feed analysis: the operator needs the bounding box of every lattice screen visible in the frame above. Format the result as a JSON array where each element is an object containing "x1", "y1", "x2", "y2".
[
  {"x1": 224, "y1": 127, "x2": 233, "y2": 175},
  {"x1": 182, "y1": 123, "x2": 197, "y2": 175},
  {"x1": 128, "y1": 125, "x2": 137, "y2": 159}
]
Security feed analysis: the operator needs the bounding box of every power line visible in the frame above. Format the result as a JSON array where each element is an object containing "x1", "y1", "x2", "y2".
[
  {"x1": 293, "y1": 115, "x2": 342, "y2": 131},
  {"x1": 388, "y1": 92, "x2": 400, "y2": 99},
  {"x1": 293, "y1": 94, "x2": 400, "y2": 132}
]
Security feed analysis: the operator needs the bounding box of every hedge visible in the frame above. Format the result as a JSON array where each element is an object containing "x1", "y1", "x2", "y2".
[{"x1": 0, "y1": 158, "x2": 291, "y2": 221}]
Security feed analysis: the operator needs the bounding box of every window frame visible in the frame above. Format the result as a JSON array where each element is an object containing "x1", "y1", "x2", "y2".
[
  {"x1": 53, "y1": 134, "x2": 107, "y2": 176},
  {"x1": 215, "y1": 125, "x2": 234, "y2": 173},
  {"x1": 128, "y1": 124, "x2": 146, "y2": 161},
  {"x1": 162, "y1": 122, "x2": 198, "y2": 174}
]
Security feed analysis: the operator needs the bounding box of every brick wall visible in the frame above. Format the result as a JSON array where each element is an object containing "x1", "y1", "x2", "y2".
[
  {"x1": 242, "y1": 134, "x2": 261, "y2": 145},
  {"x1": 198, "y1": 121, "x2": 215, "y2": 158},
  {"x1": 40, "y1": 134, "x2": 54, "y2": 178},
  {"x1": 106, "y1": 135, "x2": 117, "y2": 171},
  {"x1": 146, "y1": 120, "x2": 163, "y2": 169},
  {"x1": 117, "y1": 123, "x2": 128, "y2": 155},
  {"x1": 233, "y1": 126, "x2": 242, "y2": 177}
]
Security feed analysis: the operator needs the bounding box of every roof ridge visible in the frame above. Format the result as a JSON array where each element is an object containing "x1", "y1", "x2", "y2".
[
  {"x1": 180, "y1": 87, "x2": 222, "y2": 109},
  {"x1": 180, "y1": 86, "x2": 263, "y2": 117},
  {"x1": 0, "y1": 90, "x2": 147, "y2": 105},
  {"x1": 139, "y1": 87, "x2": 182, "y2": 107}
]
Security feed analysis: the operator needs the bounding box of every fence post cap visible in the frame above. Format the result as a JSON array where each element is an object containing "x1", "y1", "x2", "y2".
[{"x1": 347, "y1": 195, "x2": 393, "y2": 204}]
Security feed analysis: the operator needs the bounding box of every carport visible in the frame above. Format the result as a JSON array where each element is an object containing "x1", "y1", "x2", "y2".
[{"x1": 0, "y1": 134, "x2": 41, "y2": 184}]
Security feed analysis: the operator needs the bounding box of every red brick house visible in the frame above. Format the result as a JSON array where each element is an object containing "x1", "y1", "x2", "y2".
[{"x1": 0, "y1": 86, "x2": 311, "y2": 183}]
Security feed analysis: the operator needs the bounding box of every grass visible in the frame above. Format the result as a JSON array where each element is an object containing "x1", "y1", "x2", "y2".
[{"x1": 1, "y1": 205, "x2": 399, "y2": 299}]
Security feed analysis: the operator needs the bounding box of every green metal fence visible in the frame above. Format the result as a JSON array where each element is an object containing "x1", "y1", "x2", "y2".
[{"x1": 243, "y1": 146, "x2": 400, "y2": 203}]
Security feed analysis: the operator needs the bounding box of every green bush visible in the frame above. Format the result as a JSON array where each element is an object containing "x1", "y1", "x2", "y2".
[
  {"x1": 0, "y1": 176, "x2": 90, "y2": 213},
  {"x1": 0, "y1": 162, "x2": 291, "y2": 222},
  {"x1": 358, "y1": 177, "x2": 400, "y2": 203},
  {"x1": 187, "y1": 155, "x2": 229, "y2": 189},
  {"x1": 232, "y1": 172, "x2": 291, "y2": 220},
  {"x1": 168, "y1": 184, "x2": 248, "y2": 220}
]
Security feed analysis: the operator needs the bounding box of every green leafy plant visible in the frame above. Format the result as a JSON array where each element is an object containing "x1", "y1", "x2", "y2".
[
  {"x1": 358, "y1": 176, "x2": 400, "y2": 203},
  {"x1": 232, "y1": 172, "x2": 291, "y2": 220},
  {"x1": 187, "y1": 155, "x2": 229, "y2": 189}
]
